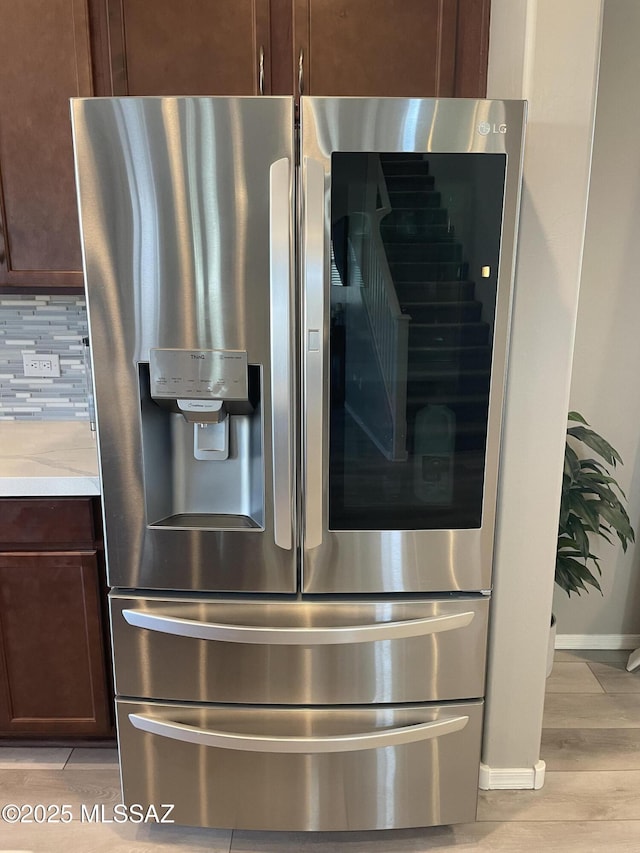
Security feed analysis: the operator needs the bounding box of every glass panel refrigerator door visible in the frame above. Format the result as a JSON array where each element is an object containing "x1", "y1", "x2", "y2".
[
  {"x1": 329, "y1": 152, "x2": 505, "y2": 532},
  {"x1": 301, "y1": 98, "x2": 526, "y2": 594}
]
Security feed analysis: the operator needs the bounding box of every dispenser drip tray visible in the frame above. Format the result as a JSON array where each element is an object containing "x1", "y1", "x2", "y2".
[{"x1": 152, "y1": 513, "x2": 261, "y2": 530}]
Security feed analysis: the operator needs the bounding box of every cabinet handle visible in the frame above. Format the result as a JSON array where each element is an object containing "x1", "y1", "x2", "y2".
[
  {"x1": 0, "y1": 208, "x2": 6, "y2": 264},
  {"x1": 298, "y1": 48, "x2": 304, "y2": 95},
  {"x1": 258, "y1": 45, "x2": 265, "y2": 95},
  {"x1": 121, "y1": 609, "x2": 474, "y2": 644},
  {"x1": 128, "y1": 713, "x2": 469, "y2": 753}
]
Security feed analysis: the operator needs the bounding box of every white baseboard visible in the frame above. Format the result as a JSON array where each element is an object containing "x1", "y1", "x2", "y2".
[
  {"x1": 556, "y1": 634, "x2": 640, "y2": 650},
  {"x1": 479, "y1": 760, "x2": 545, "y2": 790}
]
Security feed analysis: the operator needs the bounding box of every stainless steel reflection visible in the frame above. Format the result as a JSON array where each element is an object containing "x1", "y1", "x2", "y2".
[
  {"x1": 110, "y1": 594, "x2": 489, "y2": 704},
  {"x1": 139, "y1": 360, "x2": 264, "y2": 531},
  {"x1": 128, "y1": 711, "x2": 469, "y2": 751},
  {"x1": 302, "y1": 156, "x2": 326, "y2": 550},
  {"x1": 71, "y1": 97, "x2": 296, "y2": 591},
  {"x1": 117, "y1": 700, "x2": 484, "y2": 830},
  {"x1": 300, "y1": 97, "x2": 526, "y2": 593},
  {"x1": 72, "y1": 96, "x2": 526, "y2": 834},
  {"x1": 121, "y1": 606, "x2": 475, "y2": 643},
  {"x1": 269, "y1": 157, "x2": 294, "y2": 550}
]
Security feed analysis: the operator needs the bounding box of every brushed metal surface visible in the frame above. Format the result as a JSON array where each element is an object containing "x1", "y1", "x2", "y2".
[
  {"x1": 149, "y1": 348, "x2": 249, "y2": 401},
  {"x1": 153, "y1": 379, "x2": 264, "y2": 527},
  {"x1": 110, "y1": 594, "x2": 489, "y2": 704},
  {"x1": 71, "y1": 97, "x2": 296, "y2": 591},
  {"x1": 116, "y1": 699, "x2": 484, "y2": 830},
  {"x1": 299, "y1": 97, "x2": 527, "y2": 593},
  {"x1": 302, "y1": 156, "x2": 326, "y2": 550},
  {"x1": 121, "y1": 606, "x2": 474, "y2": 643},
  {"x1": 128, "y1": 710, "x2": 469, "y2": 751},
  {"x1": 72, "y1": 96, "x2": 513, "y2": 835},
  {"x1": 269, "y1": 157, "x2": 294, "y2": 550}
]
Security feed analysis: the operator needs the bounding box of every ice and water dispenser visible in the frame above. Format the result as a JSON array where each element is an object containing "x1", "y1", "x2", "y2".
[{"x1": 139, "y1": 348, "x2": 263, "y2": 531}]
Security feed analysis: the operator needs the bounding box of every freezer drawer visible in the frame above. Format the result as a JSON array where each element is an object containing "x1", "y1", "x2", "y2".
[
  {"x1": 111, "y1": 594, "x2": 489, "y2": 704},
  {"x1": 116, "y1": 699, "x2": 483, "y2": 831}
]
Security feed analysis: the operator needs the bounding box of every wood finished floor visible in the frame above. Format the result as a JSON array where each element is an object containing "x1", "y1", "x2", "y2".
[{"x1": 0, "y1": 650, "x2": 638, "y2": 851}]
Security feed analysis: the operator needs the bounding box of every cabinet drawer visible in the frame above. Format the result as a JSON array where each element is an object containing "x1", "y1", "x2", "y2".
[
  {"x1": 0, "y1": 498, "x2": 97, "y2": 549},
  {"x1": 111, "y1": 595, "x2": 489, "y2": 704},
  {"x1": 117, "y1": 699, "x2": 483, "y2": 830}
]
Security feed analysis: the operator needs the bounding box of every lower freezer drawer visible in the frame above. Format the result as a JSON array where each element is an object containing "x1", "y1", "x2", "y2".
[{"x1": 116, "y1": 699, "x2": 483, "y2": 831}]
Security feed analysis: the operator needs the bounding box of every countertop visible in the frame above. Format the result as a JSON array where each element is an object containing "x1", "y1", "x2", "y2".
[{"x1": 0, "y1": 421, "x2": 100, "y2": 496}]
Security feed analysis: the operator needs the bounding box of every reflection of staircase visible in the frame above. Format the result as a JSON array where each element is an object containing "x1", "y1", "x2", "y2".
[{"x1": 379, "y1": 154, "x2": 491, "y2": 456}]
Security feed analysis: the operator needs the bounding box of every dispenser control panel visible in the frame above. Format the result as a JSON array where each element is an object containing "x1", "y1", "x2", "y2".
[{"x1": 149, "y1": 348, "x2": 249, "y2": 400}]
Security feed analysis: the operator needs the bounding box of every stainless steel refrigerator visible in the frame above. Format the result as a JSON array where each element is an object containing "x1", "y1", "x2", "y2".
[{"x1": 71, "y1": 96, "x2": 525, "y2": 831}]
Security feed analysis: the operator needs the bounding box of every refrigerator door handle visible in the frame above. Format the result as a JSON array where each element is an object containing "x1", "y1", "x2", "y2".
[
  {"x1": 302, "y1": 156, "x2": 325, "y2": 550},
  {"x1": 270, "y1": 156, "x2": 293, "y2": 550},
  {"x1": 121, "y1": 609, "x2": 474, "y2": 644},
  {"x1": 128, "y1": 713, "x2": 469, "y2": 753}
]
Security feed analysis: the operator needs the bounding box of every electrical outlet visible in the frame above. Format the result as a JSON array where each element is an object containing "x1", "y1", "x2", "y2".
[{"x1": 22, "y1": 353, "x2": 61, "y2": 378}]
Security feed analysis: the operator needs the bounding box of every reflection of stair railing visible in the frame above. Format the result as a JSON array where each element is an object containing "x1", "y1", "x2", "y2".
[{"x1": 344, "y1": 156, "x2": 409, "y2": 462}]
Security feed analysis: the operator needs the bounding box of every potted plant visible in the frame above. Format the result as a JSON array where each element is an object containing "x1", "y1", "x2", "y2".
[
  {"x1": 548, "y1": 412, "x2": 635, "y2": 674},
  {"x1": 557, "y1": 411, "x2": 635, "y2": 597}
]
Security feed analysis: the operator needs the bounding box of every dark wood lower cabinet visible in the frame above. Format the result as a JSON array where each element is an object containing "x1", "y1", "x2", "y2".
[{"x1": 0, "y1": 550, "x2": 112, "y2": 737}]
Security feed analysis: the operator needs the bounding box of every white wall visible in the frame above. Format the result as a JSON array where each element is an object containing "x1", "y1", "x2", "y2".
[
  {"x1": 553, "y1": 0, "x2": 640, "y2": 642},
  {"x1": 481, "y1": 0, "x2": 603, "y2": 787}
]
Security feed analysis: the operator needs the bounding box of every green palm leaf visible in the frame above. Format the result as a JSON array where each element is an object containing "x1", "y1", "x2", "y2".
[
  {"x1": 556, "y1": 413, "x2": 634, "y2": 597},
  {"x1": 567, "y1": 426, "x2": 622, "y2": 467}
]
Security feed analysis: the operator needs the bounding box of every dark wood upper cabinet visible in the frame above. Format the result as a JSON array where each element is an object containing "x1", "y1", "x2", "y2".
[
  {"x1": 0, "y1": 0, "x2": 489, "y2": 292},
  {"x1": 292, "y1": 0, "x2": 489, "y2": 98},
  {"x1": 106, "y1": 0, "x2": 272, "y2": 95},
  {"x1": 294, "y1": 0, "x2": 458, "y2": 97},
  {"x1": 0, "y1": 0, "x2": 93, "y2": 290},
  {"x1": 102, "y1": 0, "x2": 490, "y2": 99},
  {"x1": 453, "y1": 0, "x2": 491, "y2": 97}
]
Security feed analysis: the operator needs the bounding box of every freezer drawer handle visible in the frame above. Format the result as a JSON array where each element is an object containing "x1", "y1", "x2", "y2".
[
  {"x1": 128, "y1": 713, "x2": 469, "y2": 753},
  {"x1": 121, "y1": 609, "x2": 474, "y2": 644}
]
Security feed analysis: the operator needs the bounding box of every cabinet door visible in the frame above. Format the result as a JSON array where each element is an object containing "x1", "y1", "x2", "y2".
[
  {"x1": 293, "y1": 0, "x2": 489, "y2": 98},
  {"x1": 106, "y1": 0, "x2": 271, "y2": 95},
  {"x1": 0, "y1": 551, "x2": 112, "y2": 736},
  {"x1": 0, "y1": 0, "x2": 92, "y2": 289}
]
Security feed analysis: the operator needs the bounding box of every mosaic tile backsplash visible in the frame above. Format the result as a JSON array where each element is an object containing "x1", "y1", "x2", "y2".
[{"x1": 0, "y1": 295, "x2": 89, "y2": 421}]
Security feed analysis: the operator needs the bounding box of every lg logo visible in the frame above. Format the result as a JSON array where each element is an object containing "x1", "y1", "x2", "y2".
[{"x1": 478, "y1": 122, "x2": 507, "y2": 135}]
